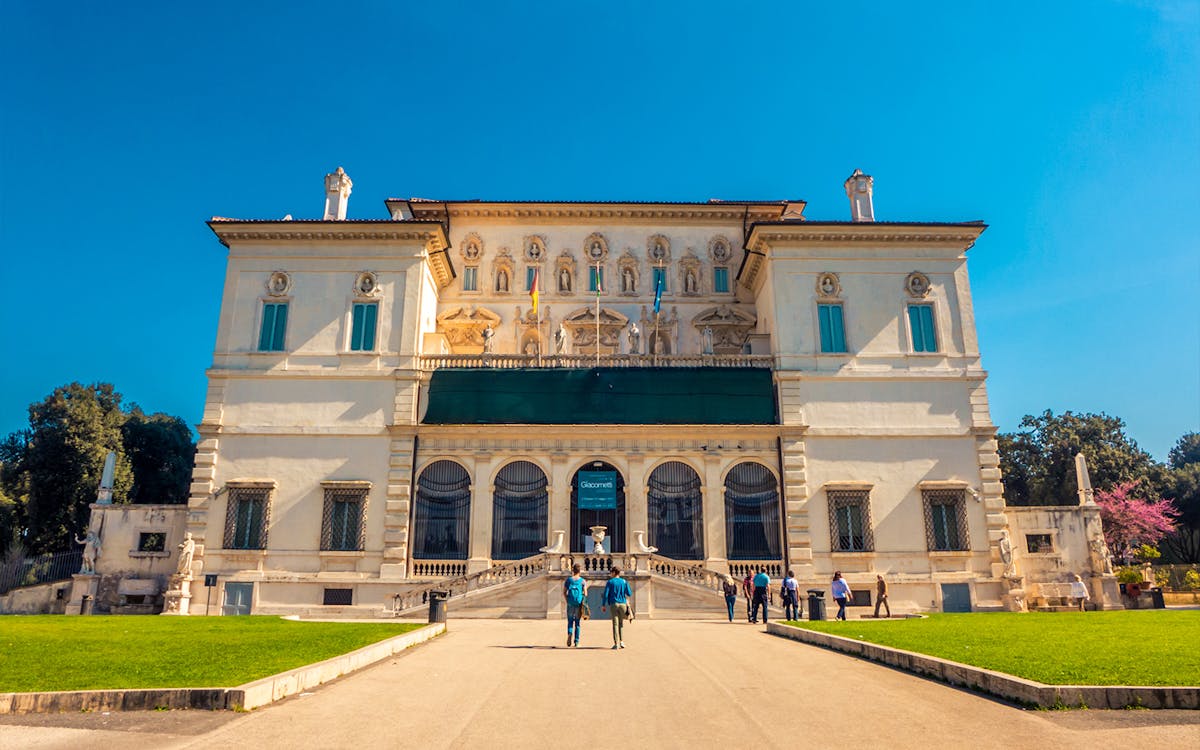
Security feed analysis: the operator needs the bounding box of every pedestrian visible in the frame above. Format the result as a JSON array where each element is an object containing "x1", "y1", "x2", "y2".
[
  {"x1": 781, "y1": 569, "x2": 801, "y2": 621},
  {"x1": 873, "y1": 574, "x2": 891, "y2": 619},
  {"x1": 751, "y1": 567, "x2": 770, "y2": 625},
  {"x1": 601, "y1": 566, "x2": 634, "y2": 649},
  {"x1": 721, "y1": 575, "x2": 739, "y2": 622},
  {"x1": 742, "y1": 572, "x2": 754, "y2": 622},
  {"x1": 831, "y1": 571, "x2": 852, "y2": 621},
  {"x1": 563, "y1": 563, "x2": 588, "y2": 647},
  {"x1": 1069, "y1": 574, "x2": 1090, "y2": 612}
]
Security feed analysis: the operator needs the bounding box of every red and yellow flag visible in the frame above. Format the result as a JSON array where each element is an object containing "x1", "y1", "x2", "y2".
[{"x1": 530, "y1": 268, "x2": 539, "y2": 314}]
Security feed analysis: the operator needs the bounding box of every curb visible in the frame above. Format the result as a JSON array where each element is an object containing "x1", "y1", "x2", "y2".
[
  {"x1": 766, "y1": 622, "x2": 1198, "y2": 710},
  {"x1": 0, "y1": 622, "x2": 445, "y2": 714}
]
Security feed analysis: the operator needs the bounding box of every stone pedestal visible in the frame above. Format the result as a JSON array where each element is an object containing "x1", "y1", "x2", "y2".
[
  {"x1": 66, "y1": 573, "x2": 100, "y2": 615},
  {"x1": 1001, "y1": 575, "x2": 1027, "y2": 612},
  {"x1": 1091, "y1": 575, "x2": 1123, "y2": 610},
  {"x1": 161, "y1": 574, "x2": 192, "y2": 615}
]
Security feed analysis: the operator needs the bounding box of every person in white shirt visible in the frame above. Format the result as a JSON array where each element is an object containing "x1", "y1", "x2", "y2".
[{"x1": 1070, "y1": 574, "x2": 1090, "y2": 612}]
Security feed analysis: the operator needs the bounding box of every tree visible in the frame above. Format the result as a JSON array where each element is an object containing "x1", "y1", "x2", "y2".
[
  {"x1": 122, "y1": 409, "x2": 195, "y2": 505},
  {"x1": 998, "y1": 410, "x2": 1154, "y2": 506},
  {"x1": 1095, "y1": 481, "x2": 1179, "y2": 565},
  {"x1": 1168, "y1": 432, "x2": 1200, "y2": 469}
]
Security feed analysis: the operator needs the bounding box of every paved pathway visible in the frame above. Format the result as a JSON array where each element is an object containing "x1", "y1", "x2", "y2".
[{"x1": 2, "y1": 618, "x2": 1197, "y2": 749}]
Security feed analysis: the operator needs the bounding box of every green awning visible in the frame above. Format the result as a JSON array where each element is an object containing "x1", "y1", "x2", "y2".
[{"x1": 422, "y1": 367, "x2": 776, "y2": 425}]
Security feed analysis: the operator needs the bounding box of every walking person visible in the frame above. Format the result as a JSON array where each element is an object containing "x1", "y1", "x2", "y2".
[
  {"x1": 873, "y1": 574, "x2": 891, "y2": 619},
  {"x1": 751, "y1": 567, "x2": 770, "y2": 625},
  {"x1": 742, "y1": 572, "x2": 754, "y2": 622},
  {"x1": 563, "y1": 563, "x2": 588, "y2": 647},
  {"x1": 601, "y1": 566, "x2": 634, "y2": 649},
  {"x1": 781, "y1": 569, "x2": 801, "y2": 621},
  {"x1": 831, "y1": 571, "x2": 852, "y2": 621},
  {"x1": 722, "y1": 575, "x2": 739, "y2": 622},
  {"x1": 1070, "y1": 574, "x2": 1090, "y2": 612}
]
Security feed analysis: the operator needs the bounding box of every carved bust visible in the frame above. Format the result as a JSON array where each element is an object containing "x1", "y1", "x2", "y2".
[
  {"x1": 267, "y1": 271, "x2": 291, "y2": 297},
  {"x1": 906, "y1": 271, "x2": 931, "y2": 298}
]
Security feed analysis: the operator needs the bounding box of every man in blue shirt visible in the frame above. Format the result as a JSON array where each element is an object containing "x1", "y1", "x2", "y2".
[
  {"x1": 601, "y1": 566, "x2": 634, "y2": 649},
  {"x1": 751, "y1": 567, "x2": 770, "y2": 624}
]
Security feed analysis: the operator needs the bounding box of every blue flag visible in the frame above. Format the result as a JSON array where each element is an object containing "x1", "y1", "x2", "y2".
[{"x1": 653, "y1": 273, "x2": 663, "y2": 314}]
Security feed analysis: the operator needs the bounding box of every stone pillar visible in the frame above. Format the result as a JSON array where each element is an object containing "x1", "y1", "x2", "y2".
[
  {"x1": 467, "y1": 453, "x2": 496, "y2": 573},
  {"x1": 162, "y1": 575, "x2": 193, "y2": 615},
  {"x1": 702, "y1": 454, "x2": 728, "y2": 571},
  {"x1": 779, "y1": 430, "x2": 813, "y2": 578},
  {"x1": 549, "y1": 453, "x2": 570, "y2": 552},
  {"x1": 323, "y1": 167, "x2": 353, "y2": 221},
  {"x1": 624, "y1": 453, "x2": 647, "y2": 555},
  {"x1": 66, "y1": 574, "x2": 99, "y2": 615},
  {"x1": 380, "y1": 433, "x2": 415, "y2": 580}
]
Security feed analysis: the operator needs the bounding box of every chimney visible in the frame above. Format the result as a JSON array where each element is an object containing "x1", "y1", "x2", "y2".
[
  {"x1": 323, "y1": 166, "x2": 353, "y2": 220},
  {"x1": 844, "y1": 169, "x2": 874, "y2": 222}
]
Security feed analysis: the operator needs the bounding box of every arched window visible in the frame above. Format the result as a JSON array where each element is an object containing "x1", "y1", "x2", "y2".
[
  {"x1": 492, "y1": 461, "x2": 548, "y2": 560},
  {"x1": 571, "y1": 462, "x2": 625, "y2": 553},
  {"x1": 724, "y1": 462, "x2": 781, "y2": 560},
  {"x1": 647, "y1": 461, "x2": 703, "y2": 559},
  {"x1": 411, "y1": 460, "x2": 471, "y2": 560}
]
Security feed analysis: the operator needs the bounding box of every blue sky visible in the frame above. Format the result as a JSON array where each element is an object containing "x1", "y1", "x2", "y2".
[{"x1": 1, "y1": 1, "x2": 1197, "y2": 460}]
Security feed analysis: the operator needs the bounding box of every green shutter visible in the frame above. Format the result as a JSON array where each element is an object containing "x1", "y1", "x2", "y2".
[
  {"x1": 351, "y1": 304, "x2": 365, "y2": 350},
  {"x1": 714, "y1": 268, "x2": 729, "y2": 293},
  {"x1": 819, "y1": 304, "x2": 846, "y2": 353},
  {"x1": 350, "y1": 303, "x2": 378, "y2": 351},
  {"x1": 909, "y1": 305, "x2": 938, "y2": 352},
  {"x1": 920, "y1": 306, "x2": 937, "y2": 352},
  {"x1": 271, "y1": 304, "x2": 288, "y2": 351},
  {"x1": 363, "y1": 303, "x2": 377, "y2": 350},
  {"x1": 258, "y1": 305, "x2": 276, "y2": 351}
]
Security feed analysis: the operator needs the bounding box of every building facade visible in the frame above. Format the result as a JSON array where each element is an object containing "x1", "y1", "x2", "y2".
[{"x1": 154, "y1": 169, "x2": 1116, "y2": 618}]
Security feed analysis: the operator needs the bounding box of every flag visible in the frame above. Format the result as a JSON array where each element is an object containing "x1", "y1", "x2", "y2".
[
  {"x1": 594, "y1": 263, "x2": 603, "y2": 296},
  {"x1": 653, "y1": 272, "x2": 663, "y2": 314},
  {"x1": 530, "y1": 268, "x2": 539, "y2": 314}
]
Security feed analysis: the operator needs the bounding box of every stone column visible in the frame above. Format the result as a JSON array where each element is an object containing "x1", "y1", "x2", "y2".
[
  {"x1": 779, "y1": 429, "x2": 813, "y2": 578},
  {"x1": 702, "y1": 454, "x2": 728, "y2": 572},
  {"x1": 467, "y1": 453, "x2": 496, "y2": 573},
  {"x1": 625, "y1": 453, "x2": 647, "y2": 555},
  {"x1": 549, "y1": 452, "x2": 570, "y2": 552}
]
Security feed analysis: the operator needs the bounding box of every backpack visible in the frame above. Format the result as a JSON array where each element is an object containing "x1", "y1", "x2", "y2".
[{"x1": 565, "y1": 576, "x2": 585, "y2": 606}]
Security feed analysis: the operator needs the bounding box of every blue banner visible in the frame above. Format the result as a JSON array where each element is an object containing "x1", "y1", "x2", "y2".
[{"x1": 577, "y1": 471, "x2": 617, "y2": 509}]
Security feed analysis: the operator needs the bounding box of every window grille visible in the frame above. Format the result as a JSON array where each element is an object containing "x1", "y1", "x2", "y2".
[
  {"x1": 922, "y1": 489, "x2": 969, "y2": 551},
  {"x1": 412, "y1": 460, "x2": 471, "y2": 560},
  {"x1": 827, "y1": 490, "x2": 874, "y2": 552},
  {"x1": 321, "y1": 486, "x2": 368, "y2": 551},
  {"x1": 323, "y1": 588, "x2": 353, "y2": 606},
  {"x1": 1025, "y1": 533, "x2": 1053, "y2": 553},
  {"x1": 224, "y1": 486, "x2": 271, "y2": 550},
  {"x1": 724, "y1": 462, "x2": 781, "y2": 560},
  {"x1": 138, "y1": 532, "x2": 166, "y2": 552},
  {"x1": 648, "y1": 461, "x2": 704, "y2": 559},
  {"x1": 491, "y1": 461, "x2": 548, "y2": 560}
]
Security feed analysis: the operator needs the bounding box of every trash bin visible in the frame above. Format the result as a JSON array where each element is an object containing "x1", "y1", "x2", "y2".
[
  {"x1": 1150, "y1": 587, "x2": 1165, "y2": 609},
  {"x1": 428, "y1": 590, "x2": 449, "y2": 623},
  {"x1": 80, "y1": 595, "x2": 93, "y2": 615},
  {"x1": 806, "y1": 589, "x2": 826, "y2": 621}
]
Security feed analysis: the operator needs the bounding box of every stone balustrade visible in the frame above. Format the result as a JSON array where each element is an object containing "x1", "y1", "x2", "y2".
[{"x1": 418, "y1": 354, "x2": 773, "y2": 370}]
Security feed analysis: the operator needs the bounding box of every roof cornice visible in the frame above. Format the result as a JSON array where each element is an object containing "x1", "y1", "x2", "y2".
[
  {"x1": 388, "y1": 200, "x2": 792, "y2": 224},
  {"x1": 206, "y1": 219, "x2": 456, "y2": 290}
]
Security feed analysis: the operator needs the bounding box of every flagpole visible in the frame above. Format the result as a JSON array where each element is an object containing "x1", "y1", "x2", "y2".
[
  {"x1": 594, "y1": 261, "x2": 601, "y2": 368},
  {"x1": 536, "y1": 303, "x2": 542, "y2": 368}
]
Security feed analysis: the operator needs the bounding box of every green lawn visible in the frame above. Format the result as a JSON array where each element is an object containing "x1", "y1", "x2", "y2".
[
  {"x1": 782, "y1": 610, "x2": 1199, "y2": 686},
  {"x1": 0, "y1": 616, "x2": 426, "y2": 692}
]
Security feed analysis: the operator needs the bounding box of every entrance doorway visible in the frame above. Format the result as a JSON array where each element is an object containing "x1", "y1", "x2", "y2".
[
  {"x1": 941, "y1": 583, "x2": 972, "y2": 613},
  {"x1": 571, "y1": 462, "x2": 625, "y2": 553},
  {"x1": 223, "y1": 582, "x2": 253, "y2": 615}
]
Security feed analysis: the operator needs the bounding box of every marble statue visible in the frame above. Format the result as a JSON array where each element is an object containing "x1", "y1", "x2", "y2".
[
  {"x1": 481, "y1": 325, "x2": 495, "y2": 353},
  {"x1": 496, "y1": 270, "x2": 509, "y2": 292},
  {"x1": 554, "y1": 323, "x2": 567, "y2": 354},
  {"x1": 634, "y1": 531, "x2": 658, "y2": 554},
  {"x1": 686, "y1": 270, "x2": 698, "y2": 294},
  {"x1": 589, "y1": 525, "x2": 607, "y2": 554},
  {"x1": 998, "y1": 528, "x2": 1015, "y2": 578},
  {"x1": 623, "y1": 267, "x2": 634, "y2": 293},
  {"x1": 176, "y1": 532, "x2": 196, "y2": 577},
  {"x1": 702, "y1": 326, "x2": 714, "y2": 355},
  {"x1": 75, "y1": 530, "x2": 101, "y2": 575},
  {"x1": 559, "y1": 268, "x2": 571, "y2": 292},
  {"x1": 1089, "y1": 536, "x2": 1114, "y2": 575},
  {"x1": 539, "y1": 530, "x2": 566, "y2": 554},
  {"x1": 627, "y1": 323, "x2": 640, "y2": 354}
]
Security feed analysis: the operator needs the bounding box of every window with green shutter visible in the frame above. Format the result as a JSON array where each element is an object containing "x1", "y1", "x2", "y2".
[
  {"x1": 463, "y1": 266, "x2": 478, "y2": 291},
  {"x1": 818, "y1": 303, "x2": 847, "y2": 353},
  {"x1": 907, "y1": 304, "x2": 938, "y2": 353},
  {"x1": 350, "y1": 302, "x2": 378, "y2": 351},
  {"x1": 713, "y1": 267, "x2": 729, "y2": 293},
  {"x1": 258, "y1": 302, "x2": 288, "y2": 352}
]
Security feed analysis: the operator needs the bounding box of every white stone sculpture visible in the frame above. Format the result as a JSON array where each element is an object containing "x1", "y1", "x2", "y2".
[
  {"x1": 998, "y1": 528, "x2": 1015, "y2": 578},
  {"x1": 175, "y1": 532, "x2": 196, "y2": 578},
  {"x1": 634, "y1": 531, "x2": 658, "y2": 554},
  {"x1": 554, "y1": 323, "x2": 567, "y2": 354},
  {"x1": 481, "y1": 325, "x2": 495, "y2": 353},
  {"x1": 627, "y1": 323, "x2": 640, "y2": 354},
  {"x1": 75, "y1": 530, "x2": 101, "y2": 575},
  {"x1": 589, "y1": 525, "x2": 607, "y2": 554},
  {"x1": 702, "y1": 326, "x2": 714, "y2": 355},
  {"x1": 1089, "y1": 536, "x2": 1114, "y2": 575},
  {"x1": 539, "y1": 530, "x2": 566, "y2": 554},
  {"x1": 1075, "y1": 452, "x2": 1096, "y2": 505}
]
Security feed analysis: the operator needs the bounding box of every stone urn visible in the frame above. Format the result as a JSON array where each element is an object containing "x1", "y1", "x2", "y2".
[{"x1": 589, "y1": 525, "x2": 607, "y2": 554}]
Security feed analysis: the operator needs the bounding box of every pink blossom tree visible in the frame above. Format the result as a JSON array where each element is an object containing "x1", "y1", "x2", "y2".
[{"x1": 1095, "y1": 481, "x2": 1179, "y2": 565}]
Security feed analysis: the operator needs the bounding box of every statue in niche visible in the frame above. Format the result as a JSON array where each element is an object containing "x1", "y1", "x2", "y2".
[
  {"x1": 999, "y1": 529, "x2": 1015, "y2": 578},
  {"x1": 554, "y1": 323, "x2": 567, "y2": 354},
  {"x1": 481, "y1": 325, "x2": 495, "y2": 353},
  {"x1": 524, "y1": 338, "x2": 539, "y2": 356},
  {"x1": 1089, "y1": 536, "x2": 1114, "y2": 575},
  {"x1": 559, "y1": 268, "x2": 571, "y2": 293},
  {"x1": 702, "y1": 326, "x2": 714, "y2": 355},
  {"x1": 588, "y1": 241, "x2": 603, "y2": 261},
  {"x1": 75, "y1": 530, "x2": 101, "y2": 574},
  {"x1": 651, "y1": 240, "x2": 666, "y2": 262},
  {"x1": 685, "y1": 270, "x2": 698, "y2": 294},
  {"x1": 820, "y1": 275, "x2": 836, "y2": 296},
  {"x1": 627, "y1": 323, "x2": 640, "y2": 354},
  {"x1": 176, "y1": 532, "x2": 196, "y2": 577},
  {"x1": 653, "y1": 334, "x2": 665, "y2": 354},
  {"x1": 623, "y1": 267, "x2": 634, "y2": 293},
  {"x1": 496, "y1": 270, "x2": 509, "y2": 293}
]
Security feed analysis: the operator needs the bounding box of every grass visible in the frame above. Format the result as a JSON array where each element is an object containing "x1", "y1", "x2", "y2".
[
  {"x1": 782, "y1": 610, "x2": 1200, "y2": 687},
  {"x1": 0, "y1": 616, "x2": 426, "y2": 692}
]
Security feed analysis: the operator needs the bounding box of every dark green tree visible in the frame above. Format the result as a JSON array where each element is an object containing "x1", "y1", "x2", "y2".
[
  {"x1": 18, "y1": 383, "x2": 133, "y2": 553},
  {"x1": 121, "y1": 409, "x2": 195, "y2": 505},
  {"x1": 1168, "y1": 432, "x2": 1200, "y2": 470},
  {"x1": 998, "y1": 410, "x2": 1154, "y2": 506},
  {"x1": 1160, "y1": 433, "x2": 1200, "y2": 563}
]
